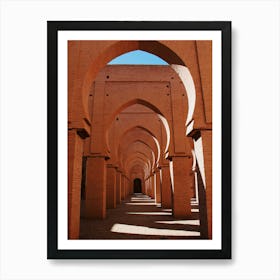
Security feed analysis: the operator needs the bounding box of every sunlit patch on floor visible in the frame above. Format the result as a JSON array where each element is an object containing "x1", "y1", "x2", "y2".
[
  {"x1": 110, "y1": 223, "x2": 200, "y2": 237},
  {"x1": 191, "y1": 202, "x2": 199, "y2": 206},
  {"x1": 161, "y1": 209, "x2": 172, "y2": 212},
  {"x1": 126, "y1": 212, "x2": 172, "y2": 216},
  {"x1": 155, "y1": 220, "x2": 200, "y2": 226},
  {"x1": 80, "y1": 193, "x2": 203, "y2": 239},
  {"x1": 130, "y1": 198, "x2": 153, "y2": 201},
  {"x1": 125, "y1": 202, "x2": 155, "y2": 206}
]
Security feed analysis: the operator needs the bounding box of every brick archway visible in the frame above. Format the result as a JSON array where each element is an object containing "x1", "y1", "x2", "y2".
[
  {"x1": 68, "y1": 42, "x2": 213, "y2": 240},
  {"x1": 68, "y1": 40, "x2": 210, "y2": 133}
]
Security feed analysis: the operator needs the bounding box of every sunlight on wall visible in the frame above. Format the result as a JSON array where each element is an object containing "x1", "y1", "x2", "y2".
[{"x1": 171, "y1": 64, "x2": 196, "y2": 126}]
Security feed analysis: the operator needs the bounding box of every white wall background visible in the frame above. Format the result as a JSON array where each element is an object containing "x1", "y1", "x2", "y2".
[{"x1": 0, "y1": 0, "x2": 279, "y2": 279}]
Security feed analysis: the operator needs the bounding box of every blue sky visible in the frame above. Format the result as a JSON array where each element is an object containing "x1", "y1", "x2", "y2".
[{"x1": 108, "y1": 50, "x2": 168, "y2": 65}]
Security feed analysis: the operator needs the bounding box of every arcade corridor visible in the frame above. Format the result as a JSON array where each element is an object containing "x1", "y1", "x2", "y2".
[
  {"x1": 80, "y1": 193, "x2": 200, "y2": 239},
  {"x1": 68, "y1": 41, "x2": 213, "y2": 241}
]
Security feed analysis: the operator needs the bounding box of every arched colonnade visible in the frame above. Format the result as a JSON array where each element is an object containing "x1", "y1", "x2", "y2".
[{"x1": 68, "y1": 40, "x2": 212, "y2": 240}]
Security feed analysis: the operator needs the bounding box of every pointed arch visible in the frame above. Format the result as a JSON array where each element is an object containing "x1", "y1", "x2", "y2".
[
  {"x1": 80, "y1": 40, "x2": 186, "y2": 125},
  {"x1": 116, "y1": 126, "x2": 161, "y2": 165},
  {"x1": 105, "y1": 99, "x2": 171, "y2": 157}
]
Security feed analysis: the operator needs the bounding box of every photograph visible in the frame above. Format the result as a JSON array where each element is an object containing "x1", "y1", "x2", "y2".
[
  {"x1": 71, "y1": 39, "x2": 213, "y2": 241},
  {"x1": 2, "y1": 0, "x2": 280, "y2": 278},
  {"x1": 48, "y1": 21, "x2": 231, "y2": 259}
]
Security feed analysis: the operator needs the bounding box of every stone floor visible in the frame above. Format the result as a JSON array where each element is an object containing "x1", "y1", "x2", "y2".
[{"x1": 80, "y1": 193, "x2": 201, "y2": 239}]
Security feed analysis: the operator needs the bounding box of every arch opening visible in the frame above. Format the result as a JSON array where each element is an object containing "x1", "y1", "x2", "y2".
[
  {"x1": 133, "y1": 178, "x2": 142, "y2": 193},
  {"x1": 170, "y1": 64, "x2": 196, "y2": 127},
  {"x1": 116, "y1": 126, "x2": 161, "y2": 168},
  {"x1": 105, "y1": 100, "x2": 171, "y2": 156},
  {"x1": 81, "y1": 41, "x2": 186, "y2": 124},
  {"x1": 108, "y1": 50, "x2": 168, "y2": 65}
]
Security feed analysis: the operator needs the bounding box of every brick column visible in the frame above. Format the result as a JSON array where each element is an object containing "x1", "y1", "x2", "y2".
[
  {"x1": 68, "y1": 129, "x2": 84, "y2": 239},
  {"x1": 191, "y1": 130, "x2": 212, "y2": 239},
  {"x1": 85, "y1": 156, "x2": 107, "y2": 219},
  {"x1": 201, "y1": 130, "x2": 212, "y2": 239},
  {"x1": 161, "y1": 165, "x2": 172, "y2": 208},
  {"x1": 196, "y1": 166, "x2": 208, "y2": 239},
  {"x1": 116, "y1": 170, "x2": 122, "y2": 204},
  {"x1": 121, "y1": 174, "x2": 125, "y2": 200},
  {"x1": 130, "y1": 179, "x2": 133, "y2": 194},
  {"x1": 171, "y1": 156, "x2": 193, "y2": 218},
  {"x1": 106, "y1": 164, "x2": 117, "y2": 209},
  {"x1": 125, "y1": 177, "x2": 129, "y2": 197},
  {"x1": 155, "y1": 169, "x2": 161, "y2": 204},
  {"x1": 194, "y1": 170, "x2": 199, "y2": 204},
  {"x1": 124, "y1": 176, "x2": 127, "y2": 198},
  {"x1": 145, "y1": 178, "x2": 151, "y2": 196},
  {"x1": 143, "y1": 179, "x2": 147, "y2": 195},
  {"x1": 150, "y1": 175, "x2": 155, "y2": 199},
  {"x1": 127, "y1": 177, "x2": 132, "y2": 195}
]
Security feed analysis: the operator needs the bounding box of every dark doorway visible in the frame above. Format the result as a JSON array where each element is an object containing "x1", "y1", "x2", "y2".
[{"x1": 133, "y1": 178, "x2": 142, "y2": 193}]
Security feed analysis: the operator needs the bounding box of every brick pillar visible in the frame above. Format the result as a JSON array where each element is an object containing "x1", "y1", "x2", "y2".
[
  {"x1": 147, "y1": 176, "x2": 152, "y2": 197},
  {"x1": 128, "y1": 178, "x2": 132, "y2": 195},
  {"x1": 161, "y1": 165, "x2": 172, "y2": 208},
  {"x1": 155, "y1": 169, "x2": 161, "y2": 204},
  {"x1": 130, "y1": 179, "x2": 133, "y2": 194},
  {"x1": 201, "y1": 130, "x2": 212, "y2": 239},
  {"x1": 125, "y1": 177, "x2": 129, "y2": 197},
  {"x1": 196, "y1": 166, "x2": 208, "y2": 239},
  {"x1": 68, "y1": 129, "x2": 84, "y2": 239},
  {"x1": 116, "y1": 170, "x2": 121, "y2": 204},
  {"x1": 124, "y1": 176, "x2": 127, "y2": 198},
  {"x1": 143, "y1": 179, "x2": 147, "y2": 195},
  {"x1": 121, "y1": 174, "x2": 125, "y2": 200},
  {"x1": 150, "y1": 175, "x2": 155, "y2": 199},
  {"x1": 123, "y1": 177, "x2": 126, "y2": 198},
  {"x1": 85, "y1": 156, "x2": 107, "y2": 219},
  {"x1": 127, "y1": 178, "x2": 130, "y2": 195},
  {"x1": 171, "y1": 156, "x2": 193, "y2": 218},
  {"x1": 194, "y1": 170, "x2": 199, "y2": 204},
  {"x1": 106, "y1": 165, "x2": 116, "y2": 209},
  {"x1": 145, "y1": 178, "x2": 149, "y2": 196}
]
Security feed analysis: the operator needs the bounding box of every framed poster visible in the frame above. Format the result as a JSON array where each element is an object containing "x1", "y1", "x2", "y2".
[{"x1": 47, "y1": 21, "x2": 231, "y2": 259}]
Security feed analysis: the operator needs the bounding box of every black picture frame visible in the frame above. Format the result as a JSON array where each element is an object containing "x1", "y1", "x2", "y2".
[{"x1": 47, "y1": 21, "x2": 231, "y2": 259}]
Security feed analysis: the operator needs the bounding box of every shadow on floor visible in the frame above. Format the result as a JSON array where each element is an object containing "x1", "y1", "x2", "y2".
[{"x1": 80, "y1": 193, "x2": 202, "y2": 239}]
